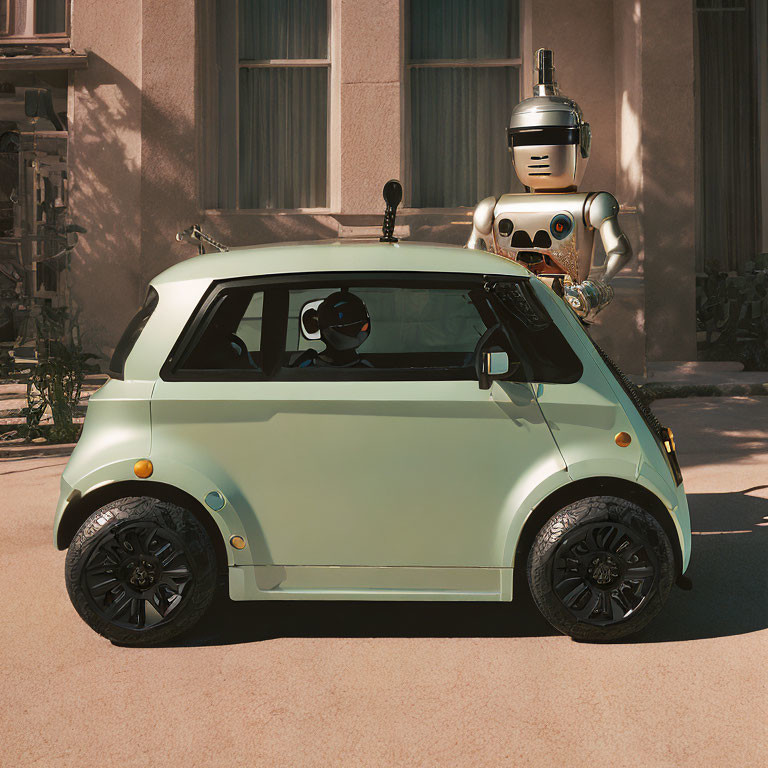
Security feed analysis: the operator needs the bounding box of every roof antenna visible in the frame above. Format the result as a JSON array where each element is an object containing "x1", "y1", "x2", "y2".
[
  {"x1": 176, "y1": 224, "x2": 229, "y2": 255},
  {"x1": 380, "y1": 179, "x2": 402, "y2": 243}
]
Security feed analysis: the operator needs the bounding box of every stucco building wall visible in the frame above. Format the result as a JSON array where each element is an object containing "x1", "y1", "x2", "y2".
[{"x1": 69, "y1": 0, "x2": 697, "y2": 374}]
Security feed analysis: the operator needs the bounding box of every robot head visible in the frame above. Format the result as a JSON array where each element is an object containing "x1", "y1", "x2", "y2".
[
  {"x1": 317, "y1": 291, "x2": 370, "y2": 352},
  {"x1": 507, "y1": 49, "x2": 591, "y2": 193}
]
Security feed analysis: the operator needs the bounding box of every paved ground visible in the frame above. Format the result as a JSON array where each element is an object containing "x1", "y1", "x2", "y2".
[{"x1": 1, "y1": 397, "x2": 767, "y2": 767}]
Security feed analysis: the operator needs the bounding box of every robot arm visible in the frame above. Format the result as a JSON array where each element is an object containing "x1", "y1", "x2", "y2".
[
  {"x1": 586, "y1": 192, "x2": 632, "y2": 283},
  {"x1": 466, "y1": 196, "x2": 497, "y2": 251},
  {"x1": 564, "y1": 193, "x2": 632, "y2": 322}
]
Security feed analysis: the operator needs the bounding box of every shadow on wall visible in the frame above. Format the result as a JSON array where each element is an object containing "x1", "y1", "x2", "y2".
[
  {"x1": 68, "y1": 54, "x2": 144, "y2": 361},
  {"x1": 70, "y1": 54, "x2": 339, "y2": 359},
  {"x1": 166, "y1": 488, "x2": 766, "y2": 648}
]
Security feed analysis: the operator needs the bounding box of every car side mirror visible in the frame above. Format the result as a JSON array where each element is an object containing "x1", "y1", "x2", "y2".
[
  {"x1": 485, "y1": 351, "x2": 509, "y2": 376},
  {"x1": 478, "y1": 350, "x2": 511, "y2": 390}
]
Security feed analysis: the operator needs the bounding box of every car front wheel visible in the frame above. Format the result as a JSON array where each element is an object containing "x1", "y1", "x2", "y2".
[
  {"x1": 527, "y1": 496, "x2": 675, "y2": 642},
  {"x1": 65, "y1": 496, "x2": 218, "y2": 646}
]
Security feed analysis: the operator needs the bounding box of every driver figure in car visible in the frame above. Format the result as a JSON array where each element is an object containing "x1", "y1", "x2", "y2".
[{"x1": 292, "y1": 290, "x2": 373, "y2": 368}]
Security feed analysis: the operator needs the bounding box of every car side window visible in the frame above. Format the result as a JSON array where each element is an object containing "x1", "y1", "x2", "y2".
[
  {"x1": 109, "y1": 287, "x2": 159, "y2": 380},
  {"x1": 280, "y1": 282, "x2": 492, "y2": 379},
  {"x1": 164, "y1": 273, "x2": 581, "y2": 384},
  {"x1": 175, "y1": 287, "x2": 266, "y2": 375}
]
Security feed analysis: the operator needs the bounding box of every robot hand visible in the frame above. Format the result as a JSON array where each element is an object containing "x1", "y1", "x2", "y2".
[{"x1": 564, "y1": 280, "x2": 614, "y2": 323}]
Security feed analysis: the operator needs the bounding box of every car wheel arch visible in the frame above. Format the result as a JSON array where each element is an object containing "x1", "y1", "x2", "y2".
[
  {"x1": 55, "y1": 480, "x2": 229, "y2": 576},
  {"x1": 511, "y1": 476, "x2": 683, "y2": 599}
]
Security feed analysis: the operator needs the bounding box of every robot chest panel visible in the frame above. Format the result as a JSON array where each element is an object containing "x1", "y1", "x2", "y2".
[{"x1": 491, "y1": 193, "x2": 594, "y2": 283}]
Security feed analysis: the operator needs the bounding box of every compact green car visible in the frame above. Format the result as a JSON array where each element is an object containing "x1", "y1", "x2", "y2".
[{"x1": 55, "y1": 241, "x2": 690, "y2": 645}]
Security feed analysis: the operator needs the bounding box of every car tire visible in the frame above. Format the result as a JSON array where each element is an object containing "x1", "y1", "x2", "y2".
[
  {"x1": 527, "y1": 496, "x2": 675, "y2": 642},
  {"x1": 65, "y1": 496, "x2": 218, "y2": 646}
]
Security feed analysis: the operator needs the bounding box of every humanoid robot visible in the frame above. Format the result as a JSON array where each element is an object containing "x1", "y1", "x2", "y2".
[
  {"x1": 466, "y1": 49, "x2": 632, "y2": 321},
  {"x1": 292, "y1": 290, "x2": 372, "y2": 368}
]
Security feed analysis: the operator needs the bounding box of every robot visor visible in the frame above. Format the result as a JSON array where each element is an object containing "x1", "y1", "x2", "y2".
[{"x1": 507, "y1": 126, "x2": 579, "y2": 148}]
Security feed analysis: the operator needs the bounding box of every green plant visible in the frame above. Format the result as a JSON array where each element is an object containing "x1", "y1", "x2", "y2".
[
  {"x1": 696, "y1": 254, "x2": 768, "y2": 370},
  {"x1": 32, "y1": 341, "x2": 96, "y2": 442},
  {"x1": 25, "y1": 306, "x2": 97, "y2": 443}
]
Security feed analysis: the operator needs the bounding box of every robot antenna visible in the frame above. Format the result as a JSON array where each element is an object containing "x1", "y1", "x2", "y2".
[
  {"x1": 380, "y1": 179, "x2": 403, "y2": 243},
  {"x1": 534, "y1": 48, "x2": 559, "y2": 96}
]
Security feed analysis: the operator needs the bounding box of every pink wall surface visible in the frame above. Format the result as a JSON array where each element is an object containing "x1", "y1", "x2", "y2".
[
  {"x1": 68, "y1": 0, "x2": 698, "y2": 373},
  {"x1": 69, "y1": 0, "x2": 144, "y2": 357}
]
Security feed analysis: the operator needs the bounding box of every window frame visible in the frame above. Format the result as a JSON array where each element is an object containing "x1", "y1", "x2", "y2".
[
  {"x1": 160, "y1": 271, "x2": 526, "y2": 383},
  {"x1": 232, "y1": 0, "x2": 332, "y2": 212},
  {"x1": 402, "y1": 0, "x2": 523, "y2": 211},
  {"x1": 0, "y1": 0, "x2": 10, "y2": 35},
  {"x1": 0, "y1": 0, "x2": 70, "y2": 41}
]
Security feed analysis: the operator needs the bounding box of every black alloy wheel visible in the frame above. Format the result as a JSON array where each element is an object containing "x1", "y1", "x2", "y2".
[
  {"x1": 81, "y1": 521, "x2": 194, "y2": 631},
  {"x1": 66, "y1": 497, "x2": 218, "y2": 645},
  {"x1": 527, "y1": 496, "x2": 675, "y2": 642},
  {"x1": 550, "y1": 521, "x2": 658, "y2": 626}
]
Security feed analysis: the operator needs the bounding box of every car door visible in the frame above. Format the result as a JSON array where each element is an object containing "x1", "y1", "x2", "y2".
[{"x1": 151, "y1": 273, "x2": 564, "y2": 573}]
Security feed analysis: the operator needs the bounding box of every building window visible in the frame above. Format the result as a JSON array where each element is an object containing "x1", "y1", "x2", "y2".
[
  {"x1": 203, "y1": 0, "x2": 330, "y2": 211},
  {"x1": 0, "y1": 0, "x2": 10, "y2": 35},
  {"x1": 0, "y1": 0, "x2": 69, "y2": 37},
  {"x1": 695, "y1": 0, "x2": 766, "y2": 271},
  {"x1": 35, "y1": 0, "x2": 67, "y2": 34},
  {"x1": 406, "y1": 0, "x2": 522, "y2": 208}
]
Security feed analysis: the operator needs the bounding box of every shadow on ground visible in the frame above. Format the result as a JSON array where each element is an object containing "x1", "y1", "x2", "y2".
[
  {"x1": 168, "y1": 490, "x2": 768, "y2": 648},
  {"x1": 630, "y1": 488, "x2": 768, "y2": 643},
  {"x1": 653, "y1": 397, "x2": 768, "y2": 470}
]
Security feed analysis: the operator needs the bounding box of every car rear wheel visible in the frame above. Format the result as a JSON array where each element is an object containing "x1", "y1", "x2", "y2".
[
  {"x1": 65, "y1": 496, "x2": 218, "y2": 646},
  {"x1": 527, "y1": 496, "x2": 675, "y2": 642}
]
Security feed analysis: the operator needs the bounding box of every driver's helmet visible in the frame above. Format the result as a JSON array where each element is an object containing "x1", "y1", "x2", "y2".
[{"x1": 318, "y1": 291, "x2": 371, "y2": 351}]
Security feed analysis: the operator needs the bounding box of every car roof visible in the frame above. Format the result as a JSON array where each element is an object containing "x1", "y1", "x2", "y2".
[{"x1": 150, "y1": 240, "x2": 531, "y2": 286}]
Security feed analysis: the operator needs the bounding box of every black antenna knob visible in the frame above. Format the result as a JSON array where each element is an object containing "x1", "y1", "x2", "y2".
[
  {"x1": 380, "y1": 179, "x2": 402, "y2": 243},
  {"x1": 383, "y1": 179, "x2": 402, "y2": 208}
]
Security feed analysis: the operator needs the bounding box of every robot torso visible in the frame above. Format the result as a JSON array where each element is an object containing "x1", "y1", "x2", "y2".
[{"x1": 490, "y1": 192, "x2": 594, "y2": 284}]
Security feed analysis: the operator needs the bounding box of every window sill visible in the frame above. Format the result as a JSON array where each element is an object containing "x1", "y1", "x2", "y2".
[
  {"x1": 202, "y1": 207, "x2": 477, "y2": 218},
  {"x1": 399, "y1": 207, "x2": 475, "y2": 217},
  {"x1": 0, "y1": 35, "x2": 70, "y2": 44},
  {"x1": 203, "y1": 208, "x2": 335, "y2": 216}
]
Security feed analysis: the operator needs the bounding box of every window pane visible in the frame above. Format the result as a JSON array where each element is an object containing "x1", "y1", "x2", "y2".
[
  {"x1": 235, "y1": 291, "x2": 265, "y2": 350},
  {"x1": 239, "y1": 67, "x2": 328, "y2": 209},
  {"x1": 695, "y1": 1, "x2": 761, "y2": 270},
  {"x1": 35, "y1": 0, "x2": 67, "y2": 33},
  {"x1": 410, "y1": 66, "x2": 520, "y2": 207},
  {"x1": 696, "y1": 1, "x2": 746, "y2": 8},
  {"x1": 109, "y1": 288, "x2": 159, "y2": 380},
  {"x1": 239, "y1": 0, "x2": 328, "y2": 60},
  {"x1": 179, "y1": 289, "x2": 265, "y2": 372},
  {"x1": 284, "y1": 285, "x2": 488, "y2": 373},
  {"x1": 1, "y1": 0, "x2": 9, "y2": 35},
  {"x1": 409, "y1": 0, "x2": 519, "y2": 60}
]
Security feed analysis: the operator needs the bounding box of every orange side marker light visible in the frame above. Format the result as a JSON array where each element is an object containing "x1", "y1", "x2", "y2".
[{"x1": 134, "y1": 459, "x2": 153, "y2": 478}]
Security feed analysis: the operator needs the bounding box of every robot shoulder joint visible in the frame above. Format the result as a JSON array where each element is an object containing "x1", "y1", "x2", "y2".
[
  {"x1": 586, "y1": 192, "x2": 619, "y2": 228},
  {"x1": 472, "y1": 196, "x2": 498, "y2": 236}
]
